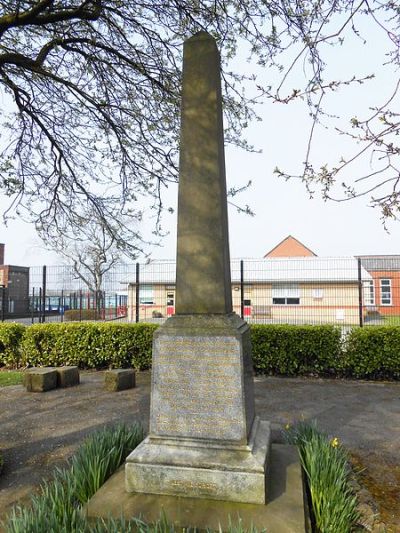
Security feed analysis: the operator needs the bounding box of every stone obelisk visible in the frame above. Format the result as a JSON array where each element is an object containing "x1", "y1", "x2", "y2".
[{"x1": 125, "y1": 32, "x2": 270, "y2": 505}]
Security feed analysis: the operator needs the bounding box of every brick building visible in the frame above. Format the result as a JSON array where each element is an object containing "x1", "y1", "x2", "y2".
[
  {"x1": 357, "y1": 256, "x2": 400, "y2": 317},
  {"x1": 0, "y1": 244, "x2": 30, "y2": 315},
  {"x1": 264, "y1": 235, "x2": 317, "y2": 258}
]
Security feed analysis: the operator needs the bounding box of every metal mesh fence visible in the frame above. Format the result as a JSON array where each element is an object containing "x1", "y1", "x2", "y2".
[{"x1": 1, "y1": 256, "x2": 400, "y2": 326}]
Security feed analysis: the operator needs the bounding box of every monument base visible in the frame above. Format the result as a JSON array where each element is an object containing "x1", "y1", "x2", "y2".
[
  {"x1": 126, "y1": 313, "x2": 270, "y2": 505},
  {"x1": 86, "y1": 444, "x2": 307, "y2": 533},
  {"x1": 126, "y1": 417, "x2": 270, "y2": 504}
]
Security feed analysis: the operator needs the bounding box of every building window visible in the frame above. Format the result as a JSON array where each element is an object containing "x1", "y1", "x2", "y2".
[
  {"x1": 272, "y1": 284, "x2": 300, "y2": 305},
  {"x1": 312, "y1": 288, "x2": 324, "y2": 299},
  {"x1": 380, "y1": 279, "x2": 392, "y2": 305},
  {"x1": 139, "y1": 285, "x2": 154, "y2": 305},
  {"x1": 363, "y1": 280, "x2": 375, "y2": 306}
]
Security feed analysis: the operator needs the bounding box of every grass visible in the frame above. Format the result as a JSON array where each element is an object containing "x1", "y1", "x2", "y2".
[
  {"x1": 383, "y1": 315, "x2": 400, "y2": 326},
  {"x1": 0, "y1": 370, "x2": 23, "y2": 387},
  {"x1": 285, "y1": 421, "x2": 360, "y2": 533}
]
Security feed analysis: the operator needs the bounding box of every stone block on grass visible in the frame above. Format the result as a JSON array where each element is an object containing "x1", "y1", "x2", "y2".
[
  {"x1": 24, "y1": 367, "x2": 57, "y2": 392},
  {"x1": 56, "y1": 366, "x2": 80, "y2": 388},
  {"x1": 105, "y1": 369, "x2": 135, "y2": 392}
]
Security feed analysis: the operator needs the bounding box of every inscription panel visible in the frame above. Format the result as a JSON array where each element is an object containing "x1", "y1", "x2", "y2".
[{"x1": 150, "y1": 336, "x2": 245, "y2": 440}]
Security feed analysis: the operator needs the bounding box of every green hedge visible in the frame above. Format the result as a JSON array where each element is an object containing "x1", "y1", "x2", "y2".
[
  {"x1": 251, "y1": 324, "x2": 342, "y2": 376},
  {"x1": 0, "y1": 323, "x2": 25, "y2": 367},
  {"x1": 343, "y1": 326, "x2": 400, "y2": 379},
  {"x1": 20, "y1": 323, "x2": 158, "y2": 370},
  {"x1": 2, "y1": 321, "x2": 400, "y2": 379}
]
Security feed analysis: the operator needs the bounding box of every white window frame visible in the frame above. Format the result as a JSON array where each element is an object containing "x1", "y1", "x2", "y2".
[
  {"x1": 139, "y1": 285, "x2": 154, "y2": 305},
  {"x1": 380, "y1": 279, "x2": 392, "y2": 306},
  {"x1": 363, "y1": 280, "x2": 375, "y2": 306},
  {"x1": 312, "y1": 288, "x2": 324, "y2": 299},
  {"x1": 272, "y1": 284, "x2": 300, "y2": 305}
]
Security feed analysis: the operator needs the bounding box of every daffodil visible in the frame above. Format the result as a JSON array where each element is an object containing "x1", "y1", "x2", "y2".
[{"x1": 330, "y1": 437, "x2": 339, "y2": 448}]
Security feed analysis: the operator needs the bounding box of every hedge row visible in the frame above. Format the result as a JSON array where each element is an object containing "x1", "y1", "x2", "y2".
[
  {"x1": 20, "y1": 323, "x2": 158, "y2": 370},
  {"x1": 251, "y1": 324, "x2": 342, "y2": 376},
  {"x1": 345, "y1": 326, "x2": 400, "y2": 379},
  {"x1": 0, "y1": 322, "x2": 399, "y2": 379},
  {"x1": 0, "y1": 323, "x2": 26, "y2": 367}
]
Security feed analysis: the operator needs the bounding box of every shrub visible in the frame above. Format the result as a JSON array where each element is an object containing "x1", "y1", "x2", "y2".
[
  {"x1": 64, "y1": 309, "x2": 101, "y2": 321},
  {"x1": 0, "y1": 323, "x2": 25, "y2": 368},
  {"x1": 250, "y1": 324, "x2": 342, "y2": 376},
  {"x1": 343, "y1": 326, "x2": 400, "y2": 379},
  {"x1": 21, "y1": 322, "x2": 158, "y2": 370},
  {"x1": 285, "y1": 421, "x2": 359, "y2": 533}
]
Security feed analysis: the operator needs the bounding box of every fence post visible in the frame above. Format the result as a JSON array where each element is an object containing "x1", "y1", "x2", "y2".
[
  {"x1": 240, "y1": 260, "x2": 244, "y2": 320},
  {"x1": 60, "y1": 289, "x2": 64, "y2": 323},
  {"x1": 42, "y1": 265, "x2": 47, "y2": 323},
  {"x1": 31, "y1": 287, "x2": 35, "y2": 324},
  {"x1": 38, "y1": 287, "x2": 42, "y2": 323},
  {"x1": 79, "y1": 290, "x2": 83, "y2": 321},
  {"x1": 135, "y1": 262, "x2": 140, "y2": 323},
  {"x1": 358, "y1": 258, "x2": 364, "y2": 327},
  {"x1": 0, "y1": 285, "x2": 5, "y2": 322}
]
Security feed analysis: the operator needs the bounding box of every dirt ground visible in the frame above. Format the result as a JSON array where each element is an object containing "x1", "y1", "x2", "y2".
[{"x1": 0, "y1": 372, "x2": 399, "y2": 531}]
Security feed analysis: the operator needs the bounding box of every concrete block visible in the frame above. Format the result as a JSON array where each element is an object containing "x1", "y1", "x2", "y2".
[
  {"x1": 56, "y1": 366, "x2": 80, "y2": 388},
  {"x1": 24, "y1": 367, "x2": 57, "y2": 392},
  {"x1": 105, "y1": 369, "x2": 135, "y2": 392}
]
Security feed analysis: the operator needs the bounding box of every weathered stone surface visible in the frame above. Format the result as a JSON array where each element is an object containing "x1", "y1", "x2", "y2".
[
  {"x1": 56, "y1": 366, "x2": 80, "y2": 388},
  {"x1": 126, "y1": 418, "x2": 270, "y2": 504},
  {"x1": 90, "y1": 445, "x2": 305, "y2": 533},
  {"x1": 175, "y1": 31, "x2": 232, "y2": 315},
  {"x1": 125, "y1": 313, "x2": 268, "y2": 504},
  {"x1": 23, "y1": 368, "x2": 57, "y2": 392},
  {"x1": 125, "y1": 31, "x2": 270, "y2": 507},
  {"x1": 105, "y1": 369, "x2": 135, "y2": 392},
  {"x1": 149, "y1": 314, "x2": 255, "y2": 442}
]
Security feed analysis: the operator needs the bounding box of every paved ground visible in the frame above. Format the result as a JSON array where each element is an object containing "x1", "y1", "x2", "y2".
[{"x1": 0, "y1": 372, "x2": 399, "y2": 530}]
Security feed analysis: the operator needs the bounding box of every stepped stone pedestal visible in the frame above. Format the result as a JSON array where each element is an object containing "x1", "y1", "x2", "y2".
[{"x1": 126, "y1": 314, "x2": 270, "y2": 504}]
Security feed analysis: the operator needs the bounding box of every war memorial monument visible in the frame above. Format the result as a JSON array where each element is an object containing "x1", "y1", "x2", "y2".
[{"x1": 87, "y1": 32, "x2": 305, "y2": 532}]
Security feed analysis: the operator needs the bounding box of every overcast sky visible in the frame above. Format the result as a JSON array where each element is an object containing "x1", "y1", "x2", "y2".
[{"x1": 1, "y1": 14, "x2": 399, "y2": 266}]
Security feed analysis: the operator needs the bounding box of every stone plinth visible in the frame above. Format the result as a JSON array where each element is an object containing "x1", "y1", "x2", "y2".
[
  {"x1": 125, "y1": 314, "x2": 270, "y2": 504},
  {"x1": 24, "y1": 367, "x2": 57, "y2": 392},
  {"x1": 105, "y1": 369, "x2": 136, "y2": 392},
  {"x1": 89, "y1": 445, "x2": 305, "y2": 533},
  {"x1": 56, "y1": 366, "x2": 80, "y2": 388}
]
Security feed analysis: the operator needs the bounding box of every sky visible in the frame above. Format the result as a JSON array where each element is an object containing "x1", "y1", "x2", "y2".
[{"x1": 1, "y1": 10, "x2": 400, "y2": 266}]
